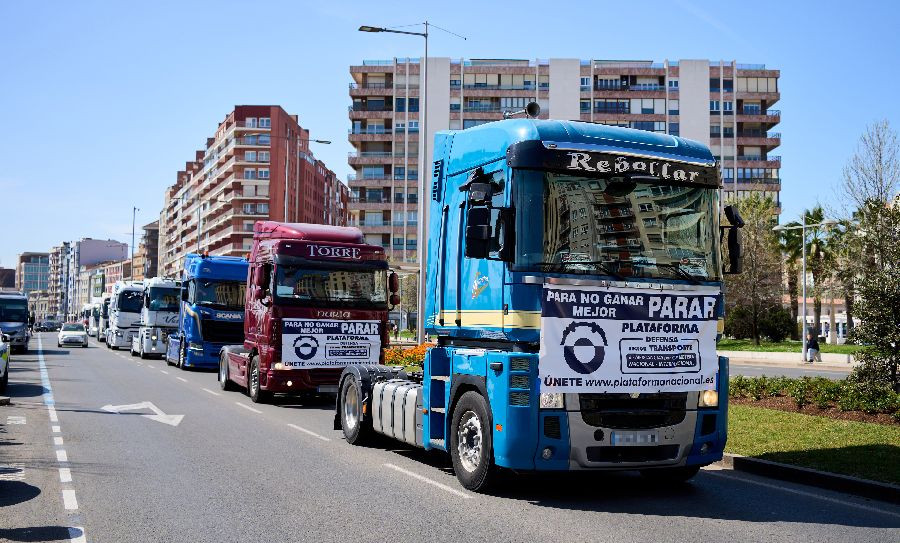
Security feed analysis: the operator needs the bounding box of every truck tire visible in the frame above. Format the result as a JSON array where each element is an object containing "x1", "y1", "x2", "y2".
[
  {"x1": 130, "y1": 344, "x2": 138, "y2": 356},
  {"x1": 219, "y1": 353, "x2": 237, "y2": 391},
  {"x1": 640, "y1": 465, "x2": 701, "y2": 483},
  {"x1": 339, "y1": 375, "x2": 372, "y2": 445},
  {"x1": 449, "y1": 391, "x2": 496, "y2": 492},
  {"x1": 139, "y1": 344, "x2": 148, "y2": 359},
  {"x1": 248, "y1": 357, "x2": 271, "y2": 404},
  {"x1": 177, "y1": 344, "x2": 186, "y2": 369},
  {"x1": 0, "y1": 366, "x2": 8, "y2": 393}
]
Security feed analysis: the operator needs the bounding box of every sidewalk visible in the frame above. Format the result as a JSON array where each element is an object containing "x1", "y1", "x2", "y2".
[{"x1": 720, "y1": 350, "x2": 857, "y2": 371}]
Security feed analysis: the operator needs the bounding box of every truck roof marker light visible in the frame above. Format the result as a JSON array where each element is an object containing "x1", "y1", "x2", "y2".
[{"x1": 495, "y1": 424, "x2": 502, "y2": 432}]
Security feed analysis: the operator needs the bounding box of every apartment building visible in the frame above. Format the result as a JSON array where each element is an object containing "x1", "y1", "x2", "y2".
[
  {"x1": 132, "y1": 220, "x2": 159, "y2": 281},
  {"x1": 64, "y1": 239, "x2": 128, "y2": 318},
  {"x1": 348, "y1": 58, "x2": 781, "y2": 263},
  {"x1": 15, "y1": 252, "x2": 49, "y2": 295},
  {"x1": 159, "y1": 105, "x2": 348, "y2": 277},
  {"x1": 48, "y1": 243, "x2": 69, "y2": 318}
]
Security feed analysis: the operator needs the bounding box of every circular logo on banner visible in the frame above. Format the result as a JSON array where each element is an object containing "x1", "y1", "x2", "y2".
[
  {"x1": 560, "y1": 322, "x2": 608, "y2": 374},
  {"x1": 292, "y1": 336, "x2": 319, "y2": 360}
]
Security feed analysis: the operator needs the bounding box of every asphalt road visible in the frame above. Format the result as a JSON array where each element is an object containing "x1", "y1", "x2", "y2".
[{"x1": 0, "y1": 332, "x2": 898, "y2": 543}]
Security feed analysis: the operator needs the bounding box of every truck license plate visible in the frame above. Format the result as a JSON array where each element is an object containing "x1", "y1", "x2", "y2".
[
  {"x1": 317, "y1": 385, "x2": 338, "y2": 394},
  {"x1": 610, "y1": 430, "x2": 659, "y2": 446}
]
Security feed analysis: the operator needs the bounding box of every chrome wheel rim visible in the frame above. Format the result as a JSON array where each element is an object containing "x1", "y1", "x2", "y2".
[
  {"x1": 250, "y1": 363, "x2": 259, "y2": 395},
  {"x1": 343, "y1": 381, "x2": 359, "y2": 431},
  {"x1": 219, "y1": 358, "x2": 226, "y2": 382},
  {"x1": 457, "y1": 410, "x2": 483, "y2": 473}
]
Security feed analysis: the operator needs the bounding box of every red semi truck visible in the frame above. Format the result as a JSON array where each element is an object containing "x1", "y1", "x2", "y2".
[{"x1": 219, "y1": 221, "x2": 397, "y2": 403}]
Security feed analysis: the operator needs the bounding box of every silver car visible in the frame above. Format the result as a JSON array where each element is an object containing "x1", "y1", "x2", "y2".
[{"x1": 58, "y1": 323, "x2": 89, "y2": 348}]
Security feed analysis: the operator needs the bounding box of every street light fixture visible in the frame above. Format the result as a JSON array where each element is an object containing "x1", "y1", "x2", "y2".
[{"x1": 773, "y1": 217, "x2": 839, "y2": 361}]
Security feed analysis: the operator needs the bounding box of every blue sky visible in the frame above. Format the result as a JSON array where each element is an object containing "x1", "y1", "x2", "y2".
[{"x1": 1, "y1": 0, "x2": 898, "y2": 267}]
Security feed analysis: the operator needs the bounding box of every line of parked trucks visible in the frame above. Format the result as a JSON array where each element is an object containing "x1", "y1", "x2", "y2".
[{"x1": 54, "y1": 117, "x2": 746, "y2": 491}]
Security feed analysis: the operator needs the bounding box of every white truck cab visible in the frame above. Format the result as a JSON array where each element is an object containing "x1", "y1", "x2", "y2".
[
  {"x1": 105, "y1": 281, "x2": 144, "y2": 349},
  {"x1": 131, "y1": 277, "x2": 180, "y2": 359}
]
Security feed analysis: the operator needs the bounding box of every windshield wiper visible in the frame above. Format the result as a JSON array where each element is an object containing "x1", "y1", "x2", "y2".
[
  {"x1": 651, "y1": 262, "x2": 703, "y2": 285},
  {"x1": 537, "y1": 261, "x2": 626, "y2": 281}
]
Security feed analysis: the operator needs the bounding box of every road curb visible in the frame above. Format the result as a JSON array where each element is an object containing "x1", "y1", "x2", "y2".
[
  {"x1": 716, "y1": 453, "x2": 900, "y2": 504},
  {"x1": 0, "y1": 396, "x2": 9, "y2": 406}
]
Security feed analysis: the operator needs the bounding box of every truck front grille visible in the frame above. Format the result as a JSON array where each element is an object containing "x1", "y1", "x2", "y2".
[
  {"x1": 586, "y1": 445, "x2": 679, "y2": 463},
  {"x1": 199, "y1": 318, "x2": 244, "y2": 343},
  {"x1": 509, "y1": 392, "x2": 530, "y2": 407},
  {"x1": 579, "y1": 393, "x2": 687, "y2": 429}
]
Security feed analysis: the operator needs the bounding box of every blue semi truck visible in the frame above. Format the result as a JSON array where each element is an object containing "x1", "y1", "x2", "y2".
[
  {"x1": 166, "y1": 254, "x2": 249, "y2": 369},
  {"x1": 336, "y1": 114, "x2": 744, "y2": 491}
]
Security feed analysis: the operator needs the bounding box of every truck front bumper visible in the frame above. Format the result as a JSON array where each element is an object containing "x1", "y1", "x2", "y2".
[
  {"x1": 107, "y1": 330, "x2": 136, "y2": 348},
  {"x1": 183, "y1": 343, "x2": 227, "y2": 369},
  {"x1": 530, "y1": 407, "x2": 726, "y2": 471},
  {"x1": 262, "y1": 368, "x2": 344, "y2": 394}
]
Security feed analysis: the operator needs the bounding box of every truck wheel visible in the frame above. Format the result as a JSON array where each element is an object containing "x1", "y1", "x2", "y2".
[
  {"x1": 339, "y1": 376, "x2": 372, "y2": 445},
  {"x1": 139, "y1": 344, "x2": 148, "y2": 359},
  {"x1": 130, "y1": 344, "x2": 138, "y2": 357},
  {"x1": 248, "y1": 358, "x2": 271, "y2": 404},
  {"x1": 0, "y1": 366, "x2": 8, "y2": 393},
  {"x1": 450, "y1": 391, "x2": 496, "y2": 492},
  {"x1": 219, "y1": 353, "x2": 237, "y2": 391},
  {"x1": 177, "y1": 344, "x2": 186, "y2": 369},
  {"x1": 639, "y1": 465, "x2": 701, "y2": 484}
]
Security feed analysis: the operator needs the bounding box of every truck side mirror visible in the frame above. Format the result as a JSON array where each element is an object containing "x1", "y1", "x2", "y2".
[
  {"x1": 389, "y1": 294, "x2": 400, "y2": 307},
  {"x1": 722, "y1": 204, "x2": 744, "y2": 275},
  {"x1": 388, "y1": 271, "x2": 399, "y2": 294},
  {"x1": 254, "y1": 286, "x2": 266, "y2": 300},
  {"x1": 465, "y1": 207, "x2": 492, "y2": 259}
]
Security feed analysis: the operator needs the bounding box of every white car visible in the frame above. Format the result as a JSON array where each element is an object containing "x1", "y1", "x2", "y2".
[
  {"x1": 0, "y1": 333, "x2": 9, "y2": 392},
  {"x1": 58, "y1": 323, "x2": 89, "y2": 348}
]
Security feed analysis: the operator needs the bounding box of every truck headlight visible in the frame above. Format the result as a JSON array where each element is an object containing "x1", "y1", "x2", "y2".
[
  {"x1": 539, "y1": 392, "x2": 565, "y2": 409},
  {"x1": 699, "y1": 390, "x2": 719, "y2": 407},
  {"x1": 151, "y1": 335, "x2": 158, "y2": 341},
  {"x1": 115, "y1": 331, "x2": 123, "y2": 337}
]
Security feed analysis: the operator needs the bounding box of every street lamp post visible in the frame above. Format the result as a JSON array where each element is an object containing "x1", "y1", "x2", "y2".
[
  {"x1": 359, "y1": 23, "x2": 429, "y2": 344},
  {"x1": 774, "y1": 217, "x2": 838, "y2": 361},
  {"x1": 242, "y1": 131, "x2": 330, "y2": 223}
]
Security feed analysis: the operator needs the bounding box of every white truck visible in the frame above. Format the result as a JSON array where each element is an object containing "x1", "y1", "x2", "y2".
[
  {"x1": 130, "y1": 277, "x2": 180, "y2": 359},
  {"x1": 105, "y1": 281, "x2": 144, "y2": 350},
  {"x1": 97, "y1": 295, "x2": 111, "y2": 342}
]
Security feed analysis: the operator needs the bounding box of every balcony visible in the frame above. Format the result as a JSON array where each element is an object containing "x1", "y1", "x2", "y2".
[
  {"x1": 739, "y1": 109, "x2": 781, "y2": 122},
  {"x1": 349, "y1": 82, "x2": 393, "y2": 90}
]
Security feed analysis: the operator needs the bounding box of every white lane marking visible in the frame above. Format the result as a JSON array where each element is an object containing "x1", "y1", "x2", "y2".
[
  {"x1": 147, "y1": 365, "x2": 157, "y2": 369},
  {"x1": 235, "y1": 402, "x2": 263, "y2": 414},
  {"x1": 160, "y1": 370, "x2": 169, "y2": 375},
  {"x1": 52, "y1": 425, "x2": 61, "y2": 433},
  {"x1": 287, "y1": 423, "x2": 331, "y2": 442},
  {"x1": 6, "y1": 416, "x2": 26, "y2": 424},
  {"x1": 176, "y1": 377, "x2": 188, "y2": 382},
  {"x1": 383, "y1": 463, "x2": 472, "y2": 499},
  {"x1": 54, "y1": 436, "x2": 64, "y2": 446},
  {"x1": 59, "y1": 467, "x2": 72, "y2": 483},
  {"x1": 56, "y1": 449, "x2": 68, "y2": 462},
  {"x1": 202, "y1": 388, "x2": 221, "y2": 396},
  {"x1": 706, "y1": 470, "x2": 900, "y2": 519},
  {"x1": 68, "y1": 526, "x2": 86, "y2": 543},
  {"x1": 48, "y1": 406, "x2": 58, "y2": 422},
  {"x1": 62, "y1": 488, "x2": 78, "y2": 510}
]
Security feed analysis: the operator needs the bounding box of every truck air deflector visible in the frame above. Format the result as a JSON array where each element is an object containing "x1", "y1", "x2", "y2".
[
  {"x1": 505, "y1": 140, "x2": 720, "y2": 188},
  {"x1": 273, "y1": 255, "x2": 389, "y2": 269}
]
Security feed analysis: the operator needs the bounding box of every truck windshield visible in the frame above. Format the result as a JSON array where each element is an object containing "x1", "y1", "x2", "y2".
[
  {"x1": 0, "y1": 299, "x2": 28, "y2": 323},
  {"x1": 148, "y1": 287, "x2": 180, "y2": 312},
  {"x1": 513, "y1": 170, "x2": 721, "y2": 281},
  {"x1": 275, "y1": 267, "x2": 388, "y2": 308},
  {"x1": 118, "y1": 291, "x2": 144, "y2": 313},
  {"x1": 194, "y1": 280, "x2": 245, "y2": 310},
  {"x1": 102, "y1": 300, "x2": 110, "y2": 318}
]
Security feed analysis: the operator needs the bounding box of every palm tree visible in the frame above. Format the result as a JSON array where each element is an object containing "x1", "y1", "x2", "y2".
[
  {"x1": 803, "y1": 205, "x2": 836, "y2": 338},
  {"x1": 778, "y1": 221, "x2": 803, "y2": 340}
]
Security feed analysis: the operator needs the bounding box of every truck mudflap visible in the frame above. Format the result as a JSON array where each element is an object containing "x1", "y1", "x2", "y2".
[
  {"x1": 372, "y1": 380, "x2": 423, "y2": 447},
  {"x1": 333, "y1": 364, "x2": 403, "y2": 430}
]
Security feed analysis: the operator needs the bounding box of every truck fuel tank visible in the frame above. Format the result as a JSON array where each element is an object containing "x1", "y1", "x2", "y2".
[{"x1": 371, "y1": 379, "x2": 423, "y2": 448}]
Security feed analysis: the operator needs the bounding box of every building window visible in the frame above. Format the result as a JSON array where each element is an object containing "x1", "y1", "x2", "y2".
[
  {"x1": 244, "y1": 151, "x2": 257, "y2": 162},
  {"x1": 709, "y1": 100, "x2": 720, "y2": 112},
  {"x1": 580, "y1": 100, "x2": 591, "y2": 113},
  {"x1": 408, "y1": 121, "x2": 419, "y2": 132},
  {"x1": 723, "y1": 101, "x2": 733, "y2": 114},
  {"x1": 258, "y1": 168, "x2": 270, "y2": 179},
  {"x1": 450, "y1": 78, "x2": 460, "y2": 87},
  {"x1": 668, "y1": 79, "x2": 678, "y2": 89},
  {"x1": 244, "y1": 169, "x2": 257, "y2": 180},
  {"x1": 408, "y1": 98, "x2": 419, "y2": 112},
  {"x1": 668, "y1": 123, "x2": 679, "y2": 136},
  {"x1": 395, "y1": 98, "x2": 406, "y2": 112},
  {"x1": 580, "y1": 76, "x2": 590, "y2": 91},
  {"x1": 259, "y1": 117, "x2": 271, "y2": 128},
  {"x1": 668, "y1": 99, "x2": 679, "y2": 115},
  {"x1": 259, "y1": 151, "x2": 270, "y2": 162},
  {"x1": 394, "y1": 167, "x2": 405, "y2": 180},
  {"x1": 245, "y1": 117, "x2": 257, "y2": 128}
]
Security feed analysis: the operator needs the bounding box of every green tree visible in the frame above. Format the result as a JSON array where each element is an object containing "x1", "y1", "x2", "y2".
[
  {"x1": 724, "y1": 194, "x2": 782, "y2": 345},
  {"x1": 849, "y1": 199, "x2": 900, "y2": 391}
]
